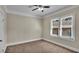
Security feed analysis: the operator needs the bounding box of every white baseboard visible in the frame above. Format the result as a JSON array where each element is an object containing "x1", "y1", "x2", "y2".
[
  {"x1": 7, "y1": 38, "x2": 42, "y2": 46},
  {"x1": 43, "y1": 38, "x2": 79, "y2": 52},
  {"x1": 6, "y1": 38, "x2": 79, "y2": 52}
]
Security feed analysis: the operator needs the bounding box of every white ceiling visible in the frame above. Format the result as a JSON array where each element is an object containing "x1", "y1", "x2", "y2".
[{"x1": 6, "y1": 5, "x2": 71, "y2": 17}]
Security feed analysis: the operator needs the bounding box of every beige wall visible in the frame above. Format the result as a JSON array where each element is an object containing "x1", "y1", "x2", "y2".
[
  {"x1": 6, "y1": 6, "x2": 79, "y2": 51},
  {"x1": 7, "y1": 14, "x2": 42, "y2": 45},
  {"x1": 42, "y1": 7, "x2": 79, "y2": 51}
]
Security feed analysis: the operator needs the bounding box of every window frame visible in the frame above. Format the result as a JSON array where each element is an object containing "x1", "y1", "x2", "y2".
[
  {"x1": 50, "y1": 15, "x2": 75, "y2": 41},
  {"x1": 50, "y1": 18, "x2": 60, "y2": 37}
]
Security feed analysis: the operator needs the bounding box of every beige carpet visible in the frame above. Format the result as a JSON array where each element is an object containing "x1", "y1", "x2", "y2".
[{"x1": 5, "y1": 40, "x2": 75, "y2": 53}]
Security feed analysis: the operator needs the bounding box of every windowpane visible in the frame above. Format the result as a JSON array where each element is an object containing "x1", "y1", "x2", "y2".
[
  {"x1": 52, "y1": 28, "x2": 59, "y2": 35},
  {"x1": 53, "y1": 20, "x2": 60, "y2": 27},
  {"x1": 62, "y1": 17, "x2": 72, "y2": 26},
  {"x1": 62, "y1": 28, "x2": 71, "y2": 37}
]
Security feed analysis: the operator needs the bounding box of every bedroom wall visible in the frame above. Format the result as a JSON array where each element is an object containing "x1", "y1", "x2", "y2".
[
  {"x1": 7, "y1": 13, "x2": 42, "y2": 45},
  {"x1": 0, "y1": 6, "x2": 7, "y2": 52},
  {"x1": 42, "y1": 6, "x2": 79, "y2": 51}
]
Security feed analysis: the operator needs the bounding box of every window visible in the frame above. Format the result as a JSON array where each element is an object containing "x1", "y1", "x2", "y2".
[
  {"x1": 50, "y1": 15, "x2": 75, "y2": 40},
  {"x1": 50, "y1": 18, "x2": 60, "y2": 36}
]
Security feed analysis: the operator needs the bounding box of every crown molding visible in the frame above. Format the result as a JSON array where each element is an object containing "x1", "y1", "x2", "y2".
[
  {"x1": 7, "y1": 10, "x2": 42, "y2": 19},
  {"x1": 5, "y1": 6, "x2": 42, "y2": 19},
  {"x1": 43, "y1": 6, "x2": 79, "y2": 18},
  {"x1": 4, "y1": 5, "x2": 79, "y2": 19}
]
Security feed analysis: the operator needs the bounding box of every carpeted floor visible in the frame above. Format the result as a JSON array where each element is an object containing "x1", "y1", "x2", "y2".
[{"x1": 5, "y1": 40, "x2": 75, "y2": 53}]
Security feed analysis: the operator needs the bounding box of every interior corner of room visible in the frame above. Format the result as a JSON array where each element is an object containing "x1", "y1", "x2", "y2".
[{"x1": 0, "y1": 5, "x2": 79, "y2": 53}]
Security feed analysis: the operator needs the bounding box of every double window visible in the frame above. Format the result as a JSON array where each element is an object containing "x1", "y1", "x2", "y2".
[{"x1": 50, "y1": 15, "x2": 75, "y2": 40}]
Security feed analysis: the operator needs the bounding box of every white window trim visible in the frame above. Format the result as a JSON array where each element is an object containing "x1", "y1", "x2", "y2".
[
  {"x1": 50, "y1": 18, "x2": 60, "y2": 37},
  {"x1": 50, "y1": 15, "x2": 75, "y2": 41}
]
